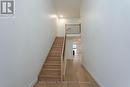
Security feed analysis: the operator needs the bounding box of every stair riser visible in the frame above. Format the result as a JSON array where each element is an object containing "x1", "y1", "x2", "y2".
[
  {"x1": 50, "y1": 52, "x2": 62, "y2": 54},
  {"x1": 47, "y1": 58, "x2": 61, "y2": 60},
  {"x1": 39, "y1": 78, "x2": 61, "y2": 81},
  {"x1": 41, "y1": 72, "x2": 61, "y2": 76},
  {"x1": 51, "y1": 48, "x2": 62, "y2": 51},
  {"x1": 48, "y1": 54, "x2": 61, "y2": 57},
  {"x1": 47, "y1": 59, "x2": 61, "y2": 61},
  {"x1": 44, "y1": 65, "x2": 61, "y2": 68},
  {"x1": 50, "y1": 50, "x2": 62, "y2": 52},
  {"x1": 45, "y1": 61, "x2": 61, "y2": 64},
  {"x1": 45, "y1": 64, "x2": 61, "y2": 66}
]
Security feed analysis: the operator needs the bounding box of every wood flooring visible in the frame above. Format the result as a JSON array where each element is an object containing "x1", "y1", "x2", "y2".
[
  {"x1": 34, "y1": 59, "x2": 99, "y2": 87},
  {"x1": 34, "y1": 37, "x2": 100, "y2": 87}
]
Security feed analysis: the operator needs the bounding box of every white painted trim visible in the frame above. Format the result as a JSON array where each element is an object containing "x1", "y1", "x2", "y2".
[
  {"x1": 66, "y1": 34, "x2": 81, "y2": 37},
  {"x1": 83, "y1": 63, "x2": 104, "y2": 87},
  {"x1": 28, "y1": 77, "x2": 38, "y2": 87}
]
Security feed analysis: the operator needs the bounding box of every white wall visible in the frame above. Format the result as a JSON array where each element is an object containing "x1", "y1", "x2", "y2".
[
  {"x1": 55, "y1": 0, "x2": 81, "y2": 18},
  {"x1": 57, "y1": 18, "x2": 80, "y2": 36},
  {"x1": 0, "y1": 0, "x2": 57, "y2": 87},
  {"x1": 57, "y1": 18, "x2": 65, "y2": 36},
  {"x1": 81, "y1": 0, "x2": 130, "y2": 87}
]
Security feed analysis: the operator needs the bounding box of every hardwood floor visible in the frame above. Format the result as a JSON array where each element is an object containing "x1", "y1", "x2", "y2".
[
  {"x1": 34, "y1": 37, "x2": 99, "y2": 87},
  {"x1": 34, "y1": 59, "x2": 99, "y2": 87},
  {"x1": 65, "y1": 60, "x2": 99, "y2": 87}
]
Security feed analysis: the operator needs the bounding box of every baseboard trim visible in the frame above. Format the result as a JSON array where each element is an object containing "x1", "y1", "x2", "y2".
[
  {"x1": 82, "y1": 63, "x2": 104, "y2": 87},
  {"x1": 28, "y1": 77, "x2": 38, "y2": 87}
]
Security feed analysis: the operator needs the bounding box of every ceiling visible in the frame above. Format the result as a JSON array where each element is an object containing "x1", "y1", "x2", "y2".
[{"x1": 55, "y1": 0, "x2": 81, "y2": 18}]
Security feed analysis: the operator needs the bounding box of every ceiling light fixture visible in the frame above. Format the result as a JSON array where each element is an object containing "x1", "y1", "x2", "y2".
[
  {"x1": 50, "y1": 14, "x2": 57, "y2": 18},
  {"x1": 59, "y1": 15, "x2": 63, "y2": 18}
]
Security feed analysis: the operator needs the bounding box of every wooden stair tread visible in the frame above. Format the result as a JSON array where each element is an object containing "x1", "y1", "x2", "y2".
[
  {"x1": 44, "y1": 65, "x2": 61, "y2": 69},
  {"x1": 49, "y1": 51, "x2": 62, "y2": 53},
  {"x1": 40, "y1": 75, "x2": 61, "y2": 78},
  {"x1": 47, "y1": 57, "x2": 61, "y2": 60},
  {"x1": 39, "y1": 78, "x2": 61, "y2": 81},
  {"x1": 49, "y1": 53, "x2": 62, "y2": 56},
  {"x1": 48, "y1": 55, "x2": 61, "y2": 57},
  {"x1": 47, "y1": 59, "x2": 61, "y2": 61},
  {"x1": 41, "y1": 70, "x2": 61, "y2": 75},
  {"x1": 43, "y1": 69, "x2": 61, "y2": 71},
  {"x1": 46, "y1": 61, "x2": 61, "y2": 63},
  {"x1": 44, "y1": 63, "x2": 61, "y2": 66}
]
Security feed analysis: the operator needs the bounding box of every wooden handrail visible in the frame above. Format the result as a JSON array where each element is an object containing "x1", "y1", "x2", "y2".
[
  {"x1": 63, "y1": 35, "x2": 67, "y2": 80},
  {"x1": 61, "y1": 37, "x2": 64, "y2": 81},
  {"x1": 61, "y1": 35, "x2": 67, "y2": 81}
]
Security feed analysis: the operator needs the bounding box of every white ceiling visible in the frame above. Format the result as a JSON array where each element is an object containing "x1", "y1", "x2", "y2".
[{"x1": 55, "y1": 0, "x2": 81, "y2": 18}]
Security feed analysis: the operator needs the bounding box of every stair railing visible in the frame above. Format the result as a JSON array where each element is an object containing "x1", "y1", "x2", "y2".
[{"x1": 61, "y1": 35, "x2": 66, "y2": 81}]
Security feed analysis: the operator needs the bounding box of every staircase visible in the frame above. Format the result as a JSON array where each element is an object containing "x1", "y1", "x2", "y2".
[{"x1": 38, "y1": 37, "x2": 65, "y2": 82}]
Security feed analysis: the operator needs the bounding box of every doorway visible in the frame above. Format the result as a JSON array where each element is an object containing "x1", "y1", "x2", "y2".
[
  {"x1": 65, "y1": 36, "x2": 81, "y2": 62},
  {"x1": 73, "y1": 44, "x2": 77, "y2": 56}
]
